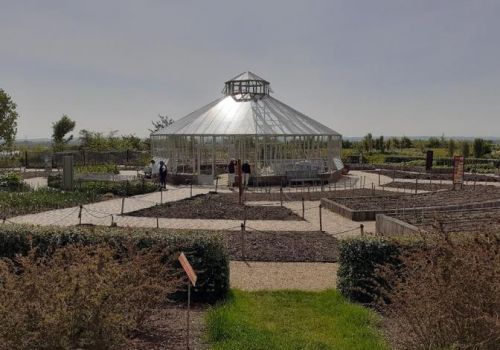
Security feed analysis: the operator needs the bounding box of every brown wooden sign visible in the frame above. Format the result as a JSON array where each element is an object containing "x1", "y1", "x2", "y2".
[
  {"x1": 178, "y1": 252, "x2": 197, "y2": 287},
  {"x1": 453, "y1": 156, "x2": 465, "y2": 185}
]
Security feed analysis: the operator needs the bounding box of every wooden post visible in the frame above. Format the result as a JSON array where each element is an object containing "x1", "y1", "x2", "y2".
[
  {"x1": 360, "y1": 224, "x2": 364, "y2": 236},
  {"x1": 215, "y1": 175, "x2": 219, "y2": 193},
  {"x1": 190, "y1": 181, "x2": 193, "y2": 198},
  {"x1": 160, "y1": 187, "x2": 163, "y2": 204},
  {"x1": 378, "y1": 170, "x2": 381, "y2": 186},
  {"x1": 237, "y1": 159, "x2": 243, "y2": 204},
  {"x1": 110, "y1": 214, "x2": 114, "y2": 227},
  {"x1": 319, "y1": 204, "x2": 323, "y2": 232},
  {"x1": 302, "y1": 197, "x2": 305, "y2": 219},
  {"x1": 415, "y1": 178, "x2": 418, "y2": 194},
  {"x1": 241, "y1": 223, "x2": 246, "y2": 261},
  {"x1": 156, "y1": 217, "x2": 159, "y2": 229},
  {"x1": 186, "y1": 282, "x2": 191, "y2": 350},
  {"x1": 121, "y1": 197, "x2": 125, "y2": 214},
  {"x1": 78, "y1": 205, "x2": 83, "y2": 225},
  {"x1": 280, "y1": 186, "x2": 283, "y2": 207}
]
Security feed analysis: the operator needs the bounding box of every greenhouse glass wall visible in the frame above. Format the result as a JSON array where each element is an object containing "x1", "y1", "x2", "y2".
[{"x1": 151, "y1": 72, "x2": 342, "y2": 181}]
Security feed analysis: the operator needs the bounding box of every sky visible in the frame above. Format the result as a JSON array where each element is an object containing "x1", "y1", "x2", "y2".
[{"x1": 1, "y1": 0, "x2": 499, "y2": 139}]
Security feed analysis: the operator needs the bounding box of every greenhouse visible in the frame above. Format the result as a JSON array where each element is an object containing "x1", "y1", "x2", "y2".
[{"x1": 151, "y1": 72, "x2": 342, "y2": 184}]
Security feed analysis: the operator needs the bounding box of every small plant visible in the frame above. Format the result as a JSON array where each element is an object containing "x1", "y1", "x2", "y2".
[{"x1": 0, "y1": 172, "x2": 27, "y2": 191}]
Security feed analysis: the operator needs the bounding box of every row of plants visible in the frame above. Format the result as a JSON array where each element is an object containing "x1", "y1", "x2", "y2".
[
  {"x1": 337, "y1": 232, "x2": 499, "y2": 349},
  {"x1": 74, "y1": 163, "x2": 120, "y2": 174},
  {"x1": 0, "y1": 172, "x2": 29, "y2": 191},
  {"x1": 0, "y1": 225, "x2": 229, "y2": 349}
]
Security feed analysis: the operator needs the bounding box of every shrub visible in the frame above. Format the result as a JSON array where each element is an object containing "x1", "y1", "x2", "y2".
[
  {"x1": 379, "y1": 231, "x2": 500, "y2": 349},
  {"x1": 0, "y1": 172, "x2": 27, "y2": 191},
  {"x1": 0, "y1": 244, "x2": 178, "y2": 350},
  {"x1": 75, "y1": 164, "x2": 119, "y2": 174},
  {"x1": 0, "y1": 224, "x2": 229, "y2": 303},
  {"x1": 337, "y1": 237, "x2": 403, "y2": 305}
]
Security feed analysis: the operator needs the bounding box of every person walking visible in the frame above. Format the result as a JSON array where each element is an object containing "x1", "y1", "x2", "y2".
[
  {"x1": 242, "y1": 160, "x2": 251, "y2": 188},
  {"x1": 228, "y1": 159, "x2": 236, "y2": 187},
  {"x1": 159, "y1": 160, "x2": 167, "y2": 188}
]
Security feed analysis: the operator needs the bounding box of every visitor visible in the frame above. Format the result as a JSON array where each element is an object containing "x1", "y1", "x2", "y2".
[
  {"x1": 159, "y1": 160, "x2": 167, "y2": 188},
  {"x1": 228, "y1": 159, "x2": 236, "y2": 187},
  {"x1": 242, "y1": 160, "x2": 251, "y2": 188}
]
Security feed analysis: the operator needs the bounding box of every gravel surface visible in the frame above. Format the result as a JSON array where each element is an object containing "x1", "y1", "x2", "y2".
[
  {"x1": 127, "y1": 192, "x2": 302, "y2": 221},
  {"x1": 230, "y1": 261, "x2": 338, "y2": 291},
  {"x1": 223, "y1": 230, "x2": 339, "y2": 262},
  {"x1": 366, "y1": 169, "x2": 499, "y2": 182},
  {"x1": 384, "y1": 181, "x2": 498, "y2": 192}
]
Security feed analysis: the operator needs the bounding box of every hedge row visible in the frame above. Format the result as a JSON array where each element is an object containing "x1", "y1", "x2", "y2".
[
  {"x1": 337, "y1": 237, "x2": 404, "y2": 305},
  {"x1": 0, "y1": 224, "x2": 229, "y2": 303}
]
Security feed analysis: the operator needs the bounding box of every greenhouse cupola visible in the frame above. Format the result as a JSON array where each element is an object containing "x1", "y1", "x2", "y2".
[{"x1": 223, "y1": 71, "x2": 271, "y2": 101}]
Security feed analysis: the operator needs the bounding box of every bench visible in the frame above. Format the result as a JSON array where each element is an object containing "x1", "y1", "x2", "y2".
[{"x1": 286, "y1": 170, "x2": 321, "y2": 186}]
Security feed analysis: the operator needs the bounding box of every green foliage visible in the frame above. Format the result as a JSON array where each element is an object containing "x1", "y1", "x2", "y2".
[
  {"x1": 75, "y1": 164, "x2": 119, "y2": 174},
  {"x1": 337, "y1": 238, "x2": 403, "y2": 305},
  {"x1": 363, "y1": 133, "x2": 374, "y2": 152},
  {"x1": 473, "y1": 138, "x2": 492, "y2": 158},
  {"x1": 448, "y1": 139, "x2": 456, "y2": 157},
  {"x1": 0, "y1": 225, "x2": 229, "y2": 303},
  {"x1": 461, "y1": 141, "x2": 470, "y2": 157},
  {"x1": 0, "y1": 188, "x2": 99, "y2": 218},
  {"x1": 206, "y1": 289, "x2": 388, "y2": 350},
  {"x1": 52, "y1": 114, "x2": 75, "y2": 151},
  {"x1": 0, "y1": 89, "x2": 19, "y2": 150},
  {"x1": 0, "y1": 172, "x2": 26, "y2": 191},
  {"x1": 79, "y1": 129, "x2": 148, "y2": 151}
]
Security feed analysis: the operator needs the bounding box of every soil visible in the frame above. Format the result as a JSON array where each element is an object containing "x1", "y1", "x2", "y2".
[
  {"x1": 243, "y1": 188, "x2": 401, "y2": 202},
  {"x1": 126, "y1": 304, "x2": 207, "y2": 350},
  {"x1": 332, "y1": 187, "x2": 500, "y2": 211},
  {"x1": 383, "y1": 181, "x2": 498, "y2": 192},
  {"x1": 393, "y1": 208, "x2": 500, "y2": 233},
  {"x1": 221, "y1": 230, "x2": 339, "y2": 262},
  {"x1": 366, "y1": 169, "x2": 499, "y2": 182},
  {"x1": 127, "y1": 192, "x2": 302, "y2": 220}
]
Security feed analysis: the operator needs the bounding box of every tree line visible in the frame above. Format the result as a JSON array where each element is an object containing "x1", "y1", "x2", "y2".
[{"x1": 343, "y1": 133, "x2": 495, "y2": 158}]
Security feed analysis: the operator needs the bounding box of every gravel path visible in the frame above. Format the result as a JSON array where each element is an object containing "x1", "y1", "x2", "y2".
[{"x1": 230, "y1": 261, "x2": 338, "y2": 291}]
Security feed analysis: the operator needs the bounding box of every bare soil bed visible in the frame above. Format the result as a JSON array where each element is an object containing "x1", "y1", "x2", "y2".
[
  {"x1": 127, "y1": 192, "x2": 302, "y2": 220},
  {"x1": 383, "y1": 181, "x2": 498, "y2": 192},
  {"x1": 221, "y1": 230, "x2": 339, "y2": 262},
  {"x1": 366, "y1": 169, "x2": 499, "y2": 182},
  {"x1": 393, "y1": 208, "x2": 500, "y2": 234},
  {"x1": 126, "y1": 305, "x2": 207, "y2": 349},
  {"x1": 244, "y1": 188, "x2": 401, "y2": 202},
  {"x1": 332, "y1": 187, "x2": 500, "y2": 211}
]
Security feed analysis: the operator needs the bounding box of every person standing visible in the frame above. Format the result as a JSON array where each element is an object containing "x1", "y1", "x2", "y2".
[
  {"x1": 159, "y1": 160, "x2": 167, "y2": 188},
  {"x1": 228, "y1": 159, "x2": 236, "y2": 187},
  {"x1": 242, "y1": 160, "x2": 251, "y2": 188}
]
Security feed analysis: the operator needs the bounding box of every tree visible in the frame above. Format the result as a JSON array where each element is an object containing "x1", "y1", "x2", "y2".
[
  {"x1": 426, "y1": 137, "x2": 442, "y2": 148},
  {"x1": 374, "y1": 136, "x2": 385, "y2": 152},
  {"x1": 342, "y1": 139, "x2": 353, "y2": 149},
  {"x1": 362, "y1": 133, "x2": 374, "y2": 152},
  {"x1": 448, "y1": 139, "x2": 456, "y2": 157},
  {"x1": 401, "y1": 136, "x2": 413, "y2": 149},
  {"x1": 52, "y1": 115, "x2": 76, "y2": 151},
  {"x1": 461, "y1": 141, "x2": 470, "y2": 157},
  {"x1": 149, "y1": 114, "x2": 174, "y2": 133},
  {"x1": 473, "y1": 138, "x2": 492, "y2": 158},
  {"x1": 0, "y1": 89, "x2": 19, "y2": 150}
]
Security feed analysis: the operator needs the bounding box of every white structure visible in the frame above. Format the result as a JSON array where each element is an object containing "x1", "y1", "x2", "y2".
[{"x1": 151, "y1": 72, "x2": 342, "y2": 181}]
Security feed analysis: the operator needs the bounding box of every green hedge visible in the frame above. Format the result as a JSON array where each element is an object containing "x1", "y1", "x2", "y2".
[
  {"x1": 337, "y1": 237, "x2": 403, "y2": 305},
  {"x1": 0, "y1": 225, "x2": 229, "y2": 303}
]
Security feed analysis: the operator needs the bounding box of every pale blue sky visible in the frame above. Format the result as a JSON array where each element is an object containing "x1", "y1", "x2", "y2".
[{"x1": 1, "y1": 0, "x2": 499, "y2": 139}]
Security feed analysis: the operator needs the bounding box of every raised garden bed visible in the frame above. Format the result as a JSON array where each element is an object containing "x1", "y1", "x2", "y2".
[
  {"x1": 322, "y1": 187, "x2": 500, "y2": 221},
  {"x1": 366, "y1": 169, "x2": 499, "y2": 182},
  {"x1": 243, "y1": 188, "x2": 401, "y2": 202},
  {"x1": 127, "y1": 192, "x2": 302, "y2": 221},
  {"x1": 382, "y1": 181, "x2": 498, "y2": 192}
]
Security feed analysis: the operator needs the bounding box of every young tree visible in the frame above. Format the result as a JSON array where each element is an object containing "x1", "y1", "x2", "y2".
[
  {"x1": 401, "y1": 136, "x2": 413, "y2": 149},
  {"x1": 363, "y1": 133, "x2": 374, "y2": 152},
  {"x1": 448, "y1": 139, "x2": 456, "y2": 157},
  {"x1": 0, "y1": 89, "x2": 19, "y2": 150},
  {"x1": 149, "y1": 114, "x2": 174, "y2": 133},
  {"x1": 461, "y1": 141, "x2": 470, "y2": 157},
  {"x1": 473, "y1": 138, "x2": 492, "y2": 158},
  {"x1": 52, "y1": 114, "x2": 76, "y2": 151}
]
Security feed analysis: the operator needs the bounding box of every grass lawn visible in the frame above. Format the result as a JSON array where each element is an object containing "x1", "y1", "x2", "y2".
[{"x1": 206, "y1": 289, "x2": 388, "y2": 350}]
